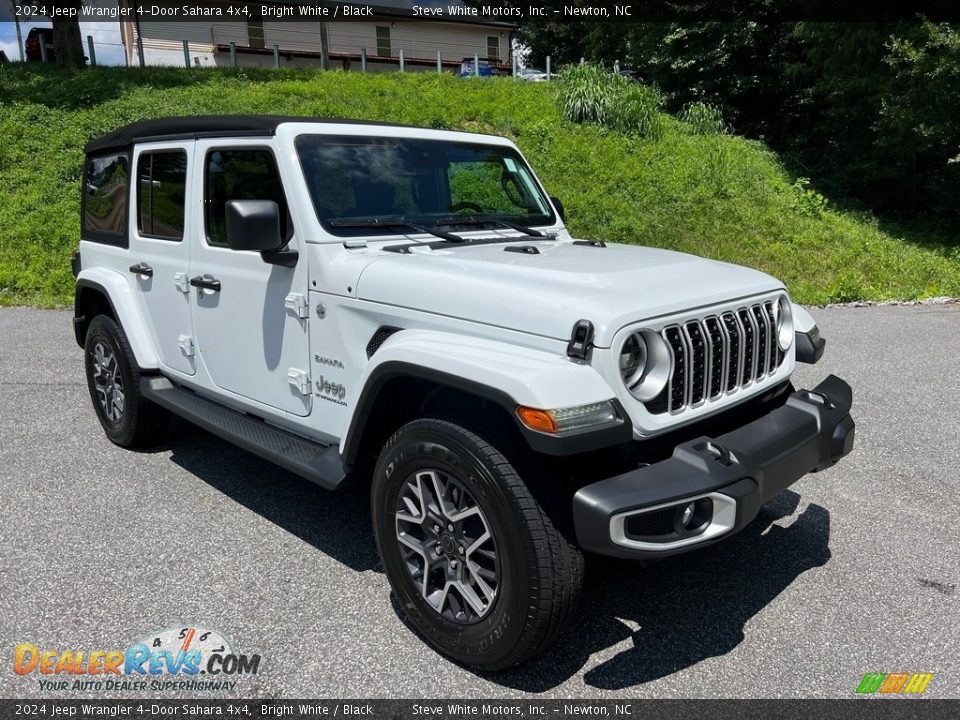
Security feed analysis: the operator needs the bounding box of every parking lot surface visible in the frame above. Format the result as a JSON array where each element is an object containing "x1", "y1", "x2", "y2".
[{"x1": 1, "y1": 304, "x2": 957, "y2": 698}]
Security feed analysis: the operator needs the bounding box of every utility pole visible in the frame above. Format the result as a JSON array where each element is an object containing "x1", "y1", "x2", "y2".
[{"x1": 11, "y1": 0, "x2": 25, "y2": 61}]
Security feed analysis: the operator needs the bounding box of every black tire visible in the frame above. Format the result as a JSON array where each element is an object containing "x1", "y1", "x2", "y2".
[
  {"x1": 371, "y1": 418, "x2": 584, "y2": 670},
  {"x1": 83, "y1": 315, "x2": 168, "y2": 448}
]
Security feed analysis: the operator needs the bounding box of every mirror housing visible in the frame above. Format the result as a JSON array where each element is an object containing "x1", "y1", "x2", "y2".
[
  {"x1": 225, "y1": 199, "x2": 283, "y2": 253},
  {"x1": 550, "y1": 196, "x2": 566, "y2": 222}
]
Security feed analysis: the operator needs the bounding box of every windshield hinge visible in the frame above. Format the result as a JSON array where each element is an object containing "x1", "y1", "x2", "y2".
[{"x1": 284, "y1": 293, "x2": 310, "y2": 319}]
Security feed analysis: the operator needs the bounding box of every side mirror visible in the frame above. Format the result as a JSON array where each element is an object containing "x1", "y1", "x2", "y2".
[
  {"x1": 550, "y1": 196, "x2": 566, "y2": 222},
  {"x1": 225, "y1": 199, "x2": 283, "y2": 253}
]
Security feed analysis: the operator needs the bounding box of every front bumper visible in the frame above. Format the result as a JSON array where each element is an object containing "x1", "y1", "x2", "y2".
[{"x1": 573, "y1": 374, "x2": 855, "y2": 559}]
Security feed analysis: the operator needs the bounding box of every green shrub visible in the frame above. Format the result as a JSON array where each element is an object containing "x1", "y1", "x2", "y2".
[
  {"x1": 560, "y1": 63, "x2": 662, "y2": 138},
  {"x1": 679, "y1": 101, "x2": 727, "y2": 134},
  {"x1": 559, "y1": 62, "x2": 614, "y2": 125},
  {"x1": 791, "y1": 177, "x2": 829, "y2": 217}
]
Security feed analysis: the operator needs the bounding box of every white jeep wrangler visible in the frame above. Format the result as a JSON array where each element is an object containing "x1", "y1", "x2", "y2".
[{"x1": 73, "y1": 116, "x2": 855, "y2": 669}]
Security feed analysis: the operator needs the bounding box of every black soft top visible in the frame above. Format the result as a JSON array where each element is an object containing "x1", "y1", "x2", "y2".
[{"x1": 84, "y1": 115, "x2": 427, "y2": 154}]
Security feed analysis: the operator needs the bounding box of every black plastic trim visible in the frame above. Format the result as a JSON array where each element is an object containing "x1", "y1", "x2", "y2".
[
  {"x1": 504, "y1": 245, "x2": 540, "y2": 254},
  {"x1": 261, "y1": 249, "x2": 299, "y2": 267},
  {"x1": 573, "y1": 239, "x2": 606, "y2": 248},
  {"x1": 71, "y1": 250, "x2": 81, "y2": 278},
  {"x1": 342, "y1": 361, "x2": 632, "y2": 464},
  {"x1": 141, "y1": 377, "x2": 346, "y2": 490},
  {"x1": 573, "y1": 374, "x2": 855, "y2": 559},
  {"x1": 73, "y1": 279, "x2": 118, "y2": 348},
  {"x1": 796, "y1": 328, "x2": 826, "y2": 364},
  {"x1": 566, "y1": 319, "x2": 595, "y2": 360}
]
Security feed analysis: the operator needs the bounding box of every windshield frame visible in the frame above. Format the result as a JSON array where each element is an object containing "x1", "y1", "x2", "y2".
[{"x1": 294, "y1": 133, "x2": 557, "y2": 239}]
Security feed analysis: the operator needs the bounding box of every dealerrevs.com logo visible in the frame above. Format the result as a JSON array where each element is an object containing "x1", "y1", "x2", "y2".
[{"x1": 13, "y1": 626, "x2": 261, "y2": 692}]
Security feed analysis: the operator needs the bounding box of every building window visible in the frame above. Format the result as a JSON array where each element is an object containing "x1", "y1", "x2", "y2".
[
  {"x1": 204, "y1": 148, "x2": 291, "y2": 246},
  {"x1": 83, "y1": 153, "x2": 129, "y2": 240},
  {"x1": 376, "y1": 26, "x2": 391, "y2": 58},
  {"x1": 487, "y1": 35, "x2": 500, "y2": 62},
  {"x1": 247, "y1": 19, "x2": 265, "y2": 50},
  {"x1": 137, "y1": 150, "x2": 187, "y2": 241}
]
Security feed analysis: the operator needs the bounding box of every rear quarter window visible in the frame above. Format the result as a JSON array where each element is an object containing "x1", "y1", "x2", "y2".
[{"x1": 83, "y1": 152, "x2": 129, "y2": 246}]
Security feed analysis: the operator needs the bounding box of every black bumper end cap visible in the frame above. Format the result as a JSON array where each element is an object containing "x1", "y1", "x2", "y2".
[{"x1": 796, "y1": 329, "x2": 826, "y2": 364}]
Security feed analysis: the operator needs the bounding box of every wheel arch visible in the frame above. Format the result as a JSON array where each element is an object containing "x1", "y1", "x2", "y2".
[
  {"x1": 340, "y1": 330, "x2": 632, "y2": 467},
  {"x1": 74, "y1": 269, "x2": 159, "y2": 370}
]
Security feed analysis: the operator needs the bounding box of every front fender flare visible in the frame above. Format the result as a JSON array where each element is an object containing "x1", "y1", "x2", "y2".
[
  {"x1": 340, "y1": 330, "x2": 631, "y2": 462},
  {"x1": 75, "y1": 268, "x2": 159, "y2": 370}
]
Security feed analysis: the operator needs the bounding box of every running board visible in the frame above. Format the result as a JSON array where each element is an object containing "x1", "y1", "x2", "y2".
[{"x1": 141, "y1": 377, "x2": 346, "y2": 490}]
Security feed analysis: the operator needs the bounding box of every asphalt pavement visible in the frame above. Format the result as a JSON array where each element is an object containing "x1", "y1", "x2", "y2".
[{"x1": 0, "y1": 304, "x2": 957, "y2": 699}]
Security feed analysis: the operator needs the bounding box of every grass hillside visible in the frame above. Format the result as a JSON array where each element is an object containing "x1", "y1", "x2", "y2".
[{"x1": 1, "y1": 65, "x2": 958, "y2": 307}]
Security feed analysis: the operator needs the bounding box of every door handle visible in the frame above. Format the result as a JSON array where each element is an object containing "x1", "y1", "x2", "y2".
[
  {"x1": 189, "y1": 274, "x2": 221, "y2": 292},
  {"x1": 128, "y1": 263, "x2": 153, "y2": 277}
]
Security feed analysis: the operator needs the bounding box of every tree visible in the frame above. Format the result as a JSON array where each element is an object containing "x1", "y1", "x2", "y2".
[{"x1": 51, "y1": 0, "x2": 85, "y2": 69}]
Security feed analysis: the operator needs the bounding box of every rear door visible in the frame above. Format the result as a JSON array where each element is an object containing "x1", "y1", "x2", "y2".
[
  {"x1": 188, "y1": 140, "x2": 311, "y2": 416},
  {"x1": 128, "y1": 142, "x2": 195, "y2": 376}
]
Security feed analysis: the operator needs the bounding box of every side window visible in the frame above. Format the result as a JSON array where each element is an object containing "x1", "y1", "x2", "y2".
[
  {"x1": 204, "y1": 148, "x2": 291, "y2": 247},
  {"x1": 137, "y1": 150, "x2": 187, "y2": 241},
  {"x1": 83, "y1": 153, "x2": 129, "y2": 241}
]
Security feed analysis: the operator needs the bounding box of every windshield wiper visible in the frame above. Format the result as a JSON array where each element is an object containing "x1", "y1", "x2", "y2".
[
  {"x1": 330, "y1": 217, "x2": 465, "y2": 243},
  {"x1": 434, "y1": 215, "x2": 547, "y2": 239}
]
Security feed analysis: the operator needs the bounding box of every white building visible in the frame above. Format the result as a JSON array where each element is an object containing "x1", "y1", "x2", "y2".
[{"x1": 119, "y1": 0, "x2": 515, "y2": 73}]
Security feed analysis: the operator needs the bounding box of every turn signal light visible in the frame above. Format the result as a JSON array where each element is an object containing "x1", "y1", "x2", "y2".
[
  {"x1": 516, "y1": 406, "x2": 557, "y2": 433},
  {"x1": 516, "y1": 401, "x2": 620, "y2": 435}
]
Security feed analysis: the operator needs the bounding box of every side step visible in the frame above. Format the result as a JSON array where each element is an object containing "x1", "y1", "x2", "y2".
[{"x1": 141, "y1": 377, "x2": 346, "y2": 490}]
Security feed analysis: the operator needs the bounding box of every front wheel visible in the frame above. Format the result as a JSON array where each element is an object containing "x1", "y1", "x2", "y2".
[{"x1": 371, "y1": 418, "x2": 584, "y2": 670}]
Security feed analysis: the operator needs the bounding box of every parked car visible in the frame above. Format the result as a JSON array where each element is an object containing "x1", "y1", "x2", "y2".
[
  {"x1": 518, "y1": 67, "x2": 549, "y2": 82},
  {"x1": 459, "y1": 57, "x2": 495, "y2": 77},
  {"x1": 25, "y1": 27, "x2": 55, "y2": 62},
  {"x1": 73, "y1": 116, "x2": 855, "y2": 670}
]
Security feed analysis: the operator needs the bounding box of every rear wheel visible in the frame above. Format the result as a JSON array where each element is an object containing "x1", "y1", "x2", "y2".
[
  {"x1": 371, "y1": 418, "x2": 584, "y2": 670},
  {"x1": 83, "y1": 315, "x2": 168, "y2": 447}
]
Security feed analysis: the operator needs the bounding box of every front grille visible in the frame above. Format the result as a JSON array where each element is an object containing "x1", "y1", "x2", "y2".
[{"x1": 644, "y1": 300, "x2": 785, "y2": 415}]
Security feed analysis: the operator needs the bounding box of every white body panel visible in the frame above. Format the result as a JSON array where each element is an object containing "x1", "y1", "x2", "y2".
[
  {"x1": 189, "y1": 138, "x2": 312, "y2": 417},
  {"x1": 128, "y1": 140, "x2": 196, "y2": 376},
  {"x1": 352, "y1": 240, "x2": 784, "y2": 347},
  {"x1": 76, "y1": 264, "x2": 159, "y2": 369}
]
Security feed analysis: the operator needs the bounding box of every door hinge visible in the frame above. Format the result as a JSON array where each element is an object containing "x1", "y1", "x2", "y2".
[
  {"x1": 287, "y1": 368, "x2": 311, "y2": 396},
  {"x1": 284, "y1": 293, "x2": 309, "y2": 319},
  {"x1": 174, "y1": 272, "x2": 190, "y2": 294},
  {"x1": 178, "y1": 335, "x2": 196, "y2": 357}
]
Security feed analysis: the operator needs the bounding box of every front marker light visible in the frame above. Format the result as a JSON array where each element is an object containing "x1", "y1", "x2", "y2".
[{"x1": 516, "y1": 400, "x2": 620, "y2": 435}]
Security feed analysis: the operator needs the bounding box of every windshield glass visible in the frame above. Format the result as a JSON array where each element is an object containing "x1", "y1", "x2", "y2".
[{"x1": 295, "y1": 134, "x2": 555, "y2": 236}]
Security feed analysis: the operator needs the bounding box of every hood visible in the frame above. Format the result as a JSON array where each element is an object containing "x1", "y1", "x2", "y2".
[{"x1": 355, "y1": 240, "x2": 784, "y2": 347}]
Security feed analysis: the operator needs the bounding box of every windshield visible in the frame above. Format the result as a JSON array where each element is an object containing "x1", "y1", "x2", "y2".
[{"x1": 295, "y1": 134, "x2": 555, "y2": 237}]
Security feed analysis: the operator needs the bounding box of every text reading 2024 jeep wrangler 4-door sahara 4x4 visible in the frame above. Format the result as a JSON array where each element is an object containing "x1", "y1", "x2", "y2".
[{"x1": 73, "y1": 116, "x2": 855, "y2": 669}]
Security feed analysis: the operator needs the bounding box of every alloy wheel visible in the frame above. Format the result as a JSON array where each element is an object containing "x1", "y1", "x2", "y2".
[{"x1": 395, "y1": 469, "x2": 500, "y2": 624}]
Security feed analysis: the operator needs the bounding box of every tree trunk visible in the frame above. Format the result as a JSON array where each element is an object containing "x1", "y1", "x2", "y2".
[{"x1": 51, "y1": 0, "x2": 86, "y2": 69}]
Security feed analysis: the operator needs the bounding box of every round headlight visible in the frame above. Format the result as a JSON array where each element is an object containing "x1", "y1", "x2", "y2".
[
  {"x1": 620, "y1": 331, "x2": 671, "y2": 402},
  {"x1": 776, "y1": 296, "x2": 794, "y2": 350},
  {"x1": 619, "y1": 333, "x2": 646, "y2": 388}
]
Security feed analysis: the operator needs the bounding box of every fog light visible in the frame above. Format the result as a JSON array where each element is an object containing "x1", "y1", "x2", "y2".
[{"x1": 673, "y1": 497, "x2": 713, "y2": 535}]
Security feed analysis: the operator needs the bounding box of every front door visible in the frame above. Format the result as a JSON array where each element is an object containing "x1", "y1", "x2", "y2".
[
  {"x1": 189, "y1": 140, "x2": 311, "y2": 417},
  {"x1": 129, "y1": 142, "x2": 195, "y2": 376}
]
